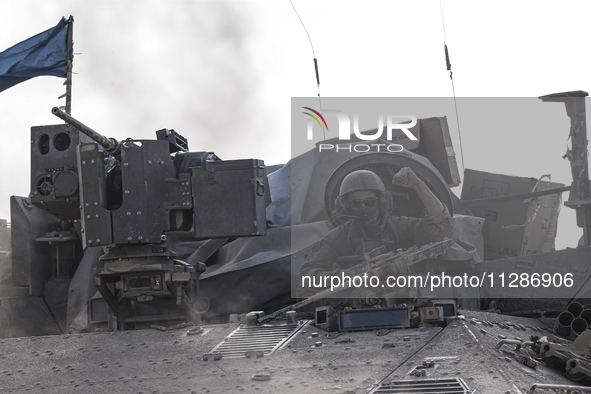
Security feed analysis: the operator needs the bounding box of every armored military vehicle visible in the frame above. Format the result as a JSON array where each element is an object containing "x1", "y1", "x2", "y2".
[{"x1": 1, "y1": 92, "x2": 591, "y2": 394}]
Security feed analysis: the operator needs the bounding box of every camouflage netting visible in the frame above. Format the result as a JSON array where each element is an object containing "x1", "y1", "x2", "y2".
[{"x1": 165, "y1": 143, "x2": 484, "y2": 320}]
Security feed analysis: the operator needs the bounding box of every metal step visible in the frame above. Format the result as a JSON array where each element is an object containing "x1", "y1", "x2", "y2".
[
  {"x1": 369, "y1": 378, "x2": 470, "y2": 394},
  {"x1": 208, "y1": 322, "x2": 306, "y2": 358}
]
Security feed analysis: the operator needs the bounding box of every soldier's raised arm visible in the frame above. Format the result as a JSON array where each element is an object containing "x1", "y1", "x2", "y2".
[{"x1": 392, "y1": 167, "x2": 444, "y2": 216}]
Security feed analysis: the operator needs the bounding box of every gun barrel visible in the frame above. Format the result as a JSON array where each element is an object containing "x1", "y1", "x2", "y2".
[{"x1": 51, "y1": 107, "x2": 120, "y2": 156}]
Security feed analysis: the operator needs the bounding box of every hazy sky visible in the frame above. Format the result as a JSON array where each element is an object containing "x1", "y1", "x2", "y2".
[{"x1": 0, "y1": 0, "x2": 589, "y2": 249}]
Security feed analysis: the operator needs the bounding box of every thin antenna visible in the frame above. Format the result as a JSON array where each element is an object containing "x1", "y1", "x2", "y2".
[
  {"x1": 439, "y1": 0, "x2": 448, "y2": 43},
  {"x1": 289, "y1": 0, "x2": 325, "y2": 140},
  {"x1": 439, "y1": 1, "x2": 465, "y2": 175},
  {"x1": 65, "y1": 15, "x2": 74, "y2": 115}
]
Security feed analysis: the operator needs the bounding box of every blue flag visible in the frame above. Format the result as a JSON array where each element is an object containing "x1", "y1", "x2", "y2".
[{"x1": 0, "y1": 17, "x2": 71, "y2": 93}]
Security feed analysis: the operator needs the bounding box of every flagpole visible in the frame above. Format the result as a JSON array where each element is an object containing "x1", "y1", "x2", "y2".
[{"x1": 65, "y1": 16, "x2": 73, "y2": 115}]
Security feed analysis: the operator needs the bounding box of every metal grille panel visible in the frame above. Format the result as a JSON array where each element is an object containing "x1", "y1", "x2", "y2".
[
  {"x1": 370, "y1": 378, "x2": 470, "y2": 393},
  {"x1": 209, "y1": 323, "x2": 304, "y2": 358}
]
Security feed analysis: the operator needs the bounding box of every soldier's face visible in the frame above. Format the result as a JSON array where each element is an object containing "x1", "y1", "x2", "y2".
[{"x1": 346, "y1": 190, "x2": 380, "y2": 224}]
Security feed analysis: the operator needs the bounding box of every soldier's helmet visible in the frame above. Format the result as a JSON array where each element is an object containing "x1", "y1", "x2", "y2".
[
  {"x1": 334, "y1": 170, "x2": 393, "y2": 218},
  {"x1": 339, "y1": 170, "x2": 386, "y2": 197}
]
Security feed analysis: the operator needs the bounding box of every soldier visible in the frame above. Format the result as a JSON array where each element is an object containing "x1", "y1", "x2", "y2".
[{"x1": 300, "y1": 168, "x2": 453, "y2": 281}]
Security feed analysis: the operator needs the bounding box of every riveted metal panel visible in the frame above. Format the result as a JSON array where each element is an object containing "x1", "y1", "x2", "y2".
[
  {"x1": 112, "y1": 140, "x2": 191, "y2": 245},
  {"x1": 77, "y1": 143, "x2": 112, "y2": 247}
]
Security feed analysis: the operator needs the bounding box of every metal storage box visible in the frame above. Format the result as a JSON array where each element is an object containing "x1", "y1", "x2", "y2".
[{"x1": 191, "y1": 159, "x2": 270, "y2": 239}]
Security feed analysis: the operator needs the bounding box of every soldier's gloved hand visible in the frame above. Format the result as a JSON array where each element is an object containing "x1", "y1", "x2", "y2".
[
  {"x1": 366, "y1": 246, "x2": 387, "y2": 259},
  {"x1": 392, "y1": 167, "x2": 423, "y2": 190}
]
